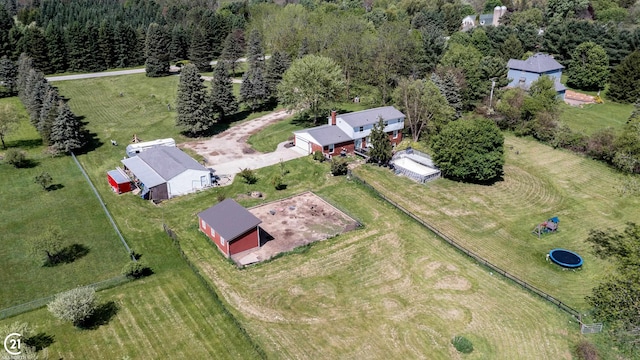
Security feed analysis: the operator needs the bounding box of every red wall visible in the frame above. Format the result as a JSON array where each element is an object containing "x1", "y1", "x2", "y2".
[
  {"x1": 199, "y1": 219, "x2": 260, "y2": 257},
  {"x1": 388, "y1": 131, "x2": 403, "y2": 146},
  {"x1": 229, "y1": 228, "x2": 260, "y2": 255},
  {"x1": 311, "y1": 143, "x2": 322, "y2": 154}
]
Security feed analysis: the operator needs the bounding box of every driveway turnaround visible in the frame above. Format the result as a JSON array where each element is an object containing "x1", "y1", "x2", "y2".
[{"x1": 181, "y1": 110, "x2": 306, "y2": 185}]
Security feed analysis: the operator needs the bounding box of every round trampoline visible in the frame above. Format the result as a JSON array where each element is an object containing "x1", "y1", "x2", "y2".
[{"x1": 549, "y1": 248, "x2": 583, "y2": 268}]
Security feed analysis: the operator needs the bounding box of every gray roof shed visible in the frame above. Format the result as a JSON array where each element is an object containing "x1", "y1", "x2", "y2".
[
  {"x1": 198, "y1": 199, "x2": 262, "y2": 241},
  {"x1": 336, "y1": 106, "x2": 405, "y2": 128},
  {"x1": 507, "y1": 53, "x2": 564, "y2": 73},
  {"x1": 121, "y1": 156, "x2": 165, "y2": 188}
]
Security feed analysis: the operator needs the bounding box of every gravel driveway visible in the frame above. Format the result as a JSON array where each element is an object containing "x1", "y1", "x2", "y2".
[{"x1": 181, "y1": 110, "x2": 306, "y2": 184}]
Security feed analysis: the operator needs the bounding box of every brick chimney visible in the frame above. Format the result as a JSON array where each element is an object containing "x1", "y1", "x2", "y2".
[{"x1": 331, "y1": 110, "x2": 337, "y2": 126}]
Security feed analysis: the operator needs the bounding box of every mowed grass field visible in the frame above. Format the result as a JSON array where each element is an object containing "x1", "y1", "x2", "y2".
[
  {"x1": 168, "y1": 178, "x2": 577, "y2": 359},
  {"x1": 559, "y1": 101, "x2": 632, "y2": 135},
  {"x1": 0, "y1": 100, "x2": 127, "y2": 308},
  {"x1": 355, "y1": 135, "x2": 640, "y2": 309}
]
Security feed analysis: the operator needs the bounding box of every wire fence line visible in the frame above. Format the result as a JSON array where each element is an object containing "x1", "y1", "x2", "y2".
[
  {"x1": 70, "y1": 152, "x2": 134, "y2": 260},
  {"x1": 0, "y1": 276, "x2": 130, "y2": 320},
  {"x1": 349, "y1": 173, "x2": 582, "y2": 321},
  {"x1": 162, "y1": 224, "x2": 268, "y2": 359}
]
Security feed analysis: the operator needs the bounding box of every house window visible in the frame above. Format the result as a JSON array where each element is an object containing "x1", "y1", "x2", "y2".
[
  {"x1": 211, "y1": 228, "x2": 215, "y2": 237},
  {"x1": 220, "y1": 236, "x2": 225, "y2": 245},
  {"x1": 201, "y1": 219, "x2": 206, "y2": 230},
  {"x1": 384, "y1": 121, "x2": 388, "y2": 126},
  {"x1": 328, "y1": 144, "x2": 335, "y2": 154},
  {"x1": 323, "y1": 145, "x2": 329, "y2": 151},
  {"x1": 359, "y1": 126, "x2": 363, "y2": 132},
  {"x1": 393, "y1": 130, "x2": 399, "y2": 139},
  {"x1": 519, "y1": 77, "x2": 525, "y2": 84}
]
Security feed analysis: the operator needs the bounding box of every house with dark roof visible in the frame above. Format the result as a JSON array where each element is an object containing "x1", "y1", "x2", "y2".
[
  {"x1": 121, "y1": 146, "x2": 212, "y2": 201},
  {"x1": 198, "y1": 199, "x2": 262, "y2": 257},
  {"x1": 292, "y1": 106, "x2": 405, "y2": 156},
  {"x1": 507, "y1": 53, "x2": 567, "y2": 99}
]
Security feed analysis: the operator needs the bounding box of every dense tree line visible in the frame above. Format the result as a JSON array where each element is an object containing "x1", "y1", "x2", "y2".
[{"x1": 15, "y1": 54, "x2": 86, "y2": 153}]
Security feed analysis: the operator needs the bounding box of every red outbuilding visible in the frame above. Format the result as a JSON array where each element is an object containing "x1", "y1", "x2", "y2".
[
  {"x1": 197, "y1": 199, "x2": 262, "y2": 258},
  {"x1": 107, "y1": 169, "x2": 132, "y2": 194}
]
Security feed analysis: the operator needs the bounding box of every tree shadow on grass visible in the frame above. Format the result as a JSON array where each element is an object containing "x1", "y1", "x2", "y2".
[
  {"x1": 7, "y1": 138, "x2": 42, "y2": 149},
  {"x1": 25, "y1": 332, "x2": 55, "y2": 351},
  {"x1": 45, "y1": 183, "x2": 64, "y2": 191},
  {"x1": 15, "y1": 159, "x2": 39, "y2": 168},
  {"x1": 79, "y1": 301, "x2": 119, "y2": 330},
  {"x1": 44, "y1": 244, "x2": 90, "y2": 267}
]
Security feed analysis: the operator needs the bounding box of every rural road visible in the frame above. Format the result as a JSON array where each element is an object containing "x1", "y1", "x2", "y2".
[
  {"x1": 46, "y1": 56, "x2": 268, "y2": 82},
  {"x1": 181, "y1": 109, "x2": 306, "y2": 185}
]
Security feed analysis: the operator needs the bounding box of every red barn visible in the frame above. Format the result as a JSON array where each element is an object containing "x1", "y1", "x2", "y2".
[
  {"x1": 197, "y1": 199, "x2": 262, "y2": 258},
  {"x1": 107, "y1": 169, "x2": 132, "y2": 194}
]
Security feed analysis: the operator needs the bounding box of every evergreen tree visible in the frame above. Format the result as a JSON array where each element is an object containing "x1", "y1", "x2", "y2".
[
  {"x1": 21, "y1": 27, "x2": 50, "y2": 74},
  {"x1": 45, "y1": 23, "x2": 68, "y2": 73},
  {"x1": 145, "y1": 23, "x2": 169, "y2": 77},
  {"x1": 0, "y1": 55, "x2": 16, "y2": 96},
  {"x1": 114, "y1": 22, "x2": 138, "y2": 68},
  {"x1": 245, "y1": 29, "x2": 264, "y2": 66},
  {"x1": 50, "y1": 101, "x2": 84, "y2": 154},
  {"x1": 24, "y1": 69, "x2": 47, "y2": 126},
  {"x1": 298, "y1": 37, "x2": 309, "y2": 59},
  {"x1": 220, "y1": 30, "x2": 245, "y2": 77},
  {"x1": 431, "y1": 69, "x2": 463, "y2": 119},
  {"x1": 38, "y1": 87, "x2": 60, "y2": 145},
  {"x1": 66, "y1": 22, "x2": 88, "y2": 72},
  {"x1": 188, "y1": 27, "x2": 211, "y2": 72},
  {"x1": 16, "y1": 53, "x2": 33, "y2": 100},
  {"x1": 369, "y1": 117, "x2": 392, "y2": 165},
  {"x1": 97, "y1": 20, "x2": 115, "y2": 69},
  {"x1": 169, "y1": 25, "x2": 188, "y2": 62},
  {"x1": 607, "y1": 50, "x2": 640, "y2": 103},
  {"x1": 0, "y1": 4, "x2": 13, "y2": 58},
  {"x1": 210, "y1": 61, "x2": 237, "y2": 121},
  {"x1": 265, "y1": 51, "x2": 291, "y2": 104},
  {"x1": 499, "y1": 34, "x2": 524, "y2": 61},
  {"x1": 176, "y1": 64, "x2": 212, "y2": 136},
  {"x1": 240, "y1": 66, "x2": 268, "y2": 111}
]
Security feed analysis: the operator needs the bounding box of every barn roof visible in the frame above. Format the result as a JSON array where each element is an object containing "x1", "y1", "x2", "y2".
[
  {"x1": 121, "y1": 156, "x2": 165, "y2": 188},
  {"x1": 507, "y1": 53, "x2": 564, "y2": 73},
  {"x1": 136, "y1": 146, "x2": 208, "y2": 180},
  {"x1": 336, "y1": 106, "x2": 405, "y2": 128},
  {"x1": 198, "y1": 199, "x2": 262, "y2": 241},
  {"x1": 294, "y1": 125, "x2": 351, "y2": 146}
]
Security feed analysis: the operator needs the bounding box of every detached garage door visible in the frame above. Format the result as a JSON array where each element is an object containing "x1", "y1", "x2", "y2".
[{"x1": 294, "y1": 134, "x2": 312, "y2": 154}]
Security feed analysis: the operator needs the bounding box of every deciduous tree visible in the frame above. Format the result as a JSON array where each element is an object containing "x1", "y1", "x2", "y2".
[
  {"x1": 431, "y1": 117, "x2": 505, "y2": 182},
  {"x1": 567, "y1": 42, "x2": 610, "y2": 91},
  {"x1": 176, "y1": 63, "x2": 212, "y2": 136},
  {"x1": 29, "y1": 226, "x2": 64, "y2": 264},
  {"x1": 278, "y1": 55, "x2": 345, "y2": 123},
  {"x1": 0, "y1": 102, "x2": 17, "y2": 148},
  {"x1": 47, "y1": 287, "x2": 96, "y2": 327}
]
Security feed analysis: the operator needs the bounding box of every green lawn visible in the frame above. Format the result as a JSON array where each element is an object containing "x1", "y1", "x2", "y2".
[
  {"x1": 559, "y1": 101, "x2": 632, "y2": 135},
  {"x1": 0, "y1": 100, "x2": 128, "y2": 308},
  {"x1": 165, "y1": 171, "x2": 578, "y2": 359},
  {"x1": 355, "y1": 135, "x2": 640, "y2": 309}
]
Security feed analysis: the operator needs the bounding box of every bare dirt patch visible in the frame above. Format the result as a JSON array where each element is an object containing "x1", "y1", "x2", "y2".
[{"x1": 231, "y1": 192, "x2": 359, "y2": 265}]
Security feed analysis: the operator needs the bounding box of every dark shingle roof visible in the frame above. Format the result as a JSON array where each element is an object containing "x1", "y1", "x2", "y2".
[
  {"x1": 337, "y1": 106, "x2": 405, "y2": 128},
  {"x1": 304, "y1": 125, "x2": 351, "y2": 146},
  {"x1": 507, "y1": 53, "x2": 564, "y2": 73},
  {"x1": 137, "y1": 146, "x2": 208, "y2": 180},
  {"x1": 198, "y1": 199, "x2": 262, "y2": 241}
]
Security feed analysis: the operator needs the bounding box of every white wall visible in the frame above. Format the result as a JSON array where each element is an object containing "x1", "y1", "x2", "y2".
[{"x1": 167, "y1": 169, "x2": 212, "y2": 197}]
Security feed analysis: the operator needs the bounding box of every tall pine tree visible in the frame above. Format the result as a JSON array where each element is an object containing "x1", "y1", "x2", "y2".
[
  {"x1": 607, "y1": 50, "x2": 640, "y2": 103},
  {"x1": 50, "y1": 101, "x2": 84, "y2": 154},
  {"x1": 0, "y1": 55, "x2": 16, "y2": 96},
  {"x1": 169, "y1": 25, "x2": 188, "y2": 62},
  {"x1": 0, "y1": 4, "x2": 14, "y2": 59},
  {"x1": 188, "y1": 27, "x2": 211, "y2": 72},
  {"x1": 176, "y1": 64, "x2": 212, "y2": 136},
  {"x1": 240, "y1": 29, "x2": 268, "y2": 110},
  {"x1": 145, "y1": 22, "x2": 169, "y2": 77},
  {"x1": 38, "y1": 87, "x2": 60, "y2": 145},
  {"x1": 45, "y1": 23, "x2": 67, "y2": 73},
  {"x1": 97, "y1": 20, "x2": 115, "y2": 69},
  {"x1": 16, "y1": 53, "x2": 33, "y2": 100},
  {"x1": 24, "y1": 69, "x2": 47, "y2": 126},
  {"x1": 265, "y1": 51, "x2": 291, "y2": 104},
  {"x1": 431, "y1": 69, "x2": 463, "y2": 119},
  {"x1": 210, "y1": 61, "x2": 237, "y2": 122},
  {"x1": 220, "y1": 30, "x2": 244, "y2": 77}
]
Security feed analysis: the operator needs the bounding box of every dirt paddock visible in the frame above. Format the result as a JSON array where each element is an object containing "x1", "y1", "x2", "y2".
[{"x1": 231, "y1": 192, "x2": 359, "y2": 266}]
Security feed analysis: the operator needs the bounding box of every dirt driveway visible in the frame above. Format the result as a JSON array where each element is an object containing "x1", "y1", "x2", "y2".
[{"x1": 181, "y1": 110, "x2": 306, "y2": 183}]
